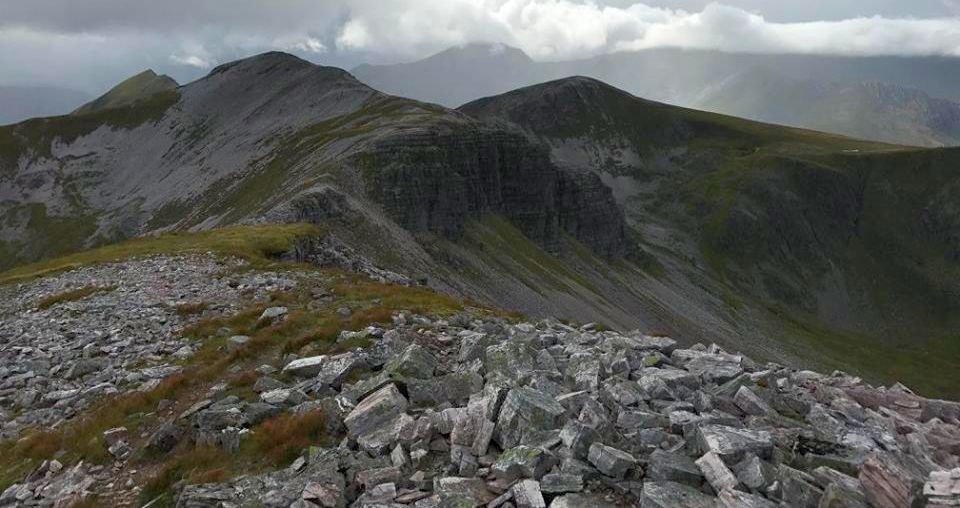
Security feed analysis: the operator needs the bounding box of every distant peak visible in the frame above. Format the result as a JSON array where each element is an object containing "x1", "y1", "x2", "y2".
[
  {"x1": 72, "y1": 68, "x2": 178, "y2": 115},
  {"x1": 208, "y1": 51, "x2": 315, "y2": 77},
  {"x1": 430, "y1": 42, "x2": 532, "y2": 62}
]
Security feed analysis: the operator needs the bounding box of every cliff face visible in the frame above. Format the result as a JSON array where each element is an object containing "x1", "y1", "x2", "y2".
[{"x1": 357, "y1": 125, "x2": 626, "y2": 257}]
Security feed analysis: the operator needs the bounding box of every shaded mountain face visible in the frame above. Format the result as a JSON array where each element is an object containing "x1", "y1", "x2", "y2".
[
  {"x1": 0, "y1": 85, "x2": 91, "y2": 126},
  {"x1": 3, "y1": 53, "x2": 960, "y2": 396},
  {"x1": 354, "y1": 44, "x2": 960, "y2": 147}
]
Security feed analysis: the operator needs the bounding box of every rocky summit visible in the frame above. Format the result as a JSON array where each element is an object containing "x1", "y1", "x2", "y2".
[{"x1": 0, "y1": 227, "x2": 957, "y2": 507}]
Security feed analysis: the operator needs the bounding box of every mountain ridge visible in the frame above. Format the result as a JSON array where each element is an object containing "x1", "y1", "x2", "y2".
[
  {"x1": 354, "y1": 43, "x2": 960, "y2": 147},
  {"x1": 2, "y1": 52, "x2": 959, "y2": 400}
]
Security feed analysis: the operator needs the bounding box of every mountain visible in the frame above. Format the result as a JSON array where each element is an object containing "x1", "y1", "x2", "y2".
[
  {"x1": 694, "y1": 66, "x2": 960, "y2": 147},
  {"x1": 461, "y1": 76, "x2": 960, "y2": 397},
  {"x1": 353, "y1": 44, "x2": 960, "y2": 147},
  {"x1": 0, "y1": 51, "x2": 626, "y2": 323},
  {"x1": 0, "y1": 85, "x2": 91, "y2": 125},
  {"x1": 353, "y1": 43, "x2": 539, "y2": 108},
  {"x1": 72, "y1": 69, "x2": 178, "y2": 115},
  {"x1": 2, "y1": 53, "x2": 960, "y2": 400}
]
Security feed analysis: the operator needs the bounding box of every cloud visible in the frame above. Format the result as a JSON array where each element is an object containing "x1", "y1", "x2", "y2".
[
  {"x1": 2, "y1": 0, "x2": 960, "y2": 92},
  {"x1": 332, "y1": 1, "x2": 960, "y2": 60},
  {"x1": 169, "y1": 54, "x2": 213, "y2": 69}
]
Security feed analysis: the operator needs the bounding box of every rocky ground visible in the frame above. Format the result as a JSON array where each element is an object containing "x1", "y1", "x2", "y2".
[
  {"x1": 0, "y1": 252, "x2": 958, "y2": 507},
  {"x1": 0, "y1": 256, "x2": 301, "y2": 440}
]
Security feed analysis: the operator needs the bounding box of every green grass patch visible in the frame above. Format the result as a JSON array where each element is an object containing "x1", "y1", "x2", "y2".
[
  {"x1": 774, "y1": 307, "x2": 960, "y2": 399},
  {"x1": 174, "y1": 302, "x2": 210, "y2": 317},
  {"x1": 0, "y1": 90, "x2": 179, "y2": 173},
  {"x1": 0, "y1": 223, "x2": 321, "y2": 285},
  {"x1": 36, "y1": 285, "x2": 114, "y2": 310}
]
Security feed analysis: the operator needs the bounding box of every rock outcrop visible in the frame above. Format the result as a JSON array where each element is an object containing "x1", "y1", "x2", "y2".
[{"x1": 360, "y1": 125, "x2": 626, "y2": 257}]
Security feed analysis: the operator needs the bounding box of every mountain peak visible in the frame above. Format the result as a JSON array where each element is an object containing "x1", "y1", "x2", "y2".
[
  {"x1": 72, "y1": 69, "x2": 178, "y2": 115},
  {"x1": 208, "y1": 51, "x2": 312, "y2": 75},
  {"x1": 459, "y1": 75, "x2": 637, "y2": 121},
  {"x1": 429, "y1": 42, "x2": 532, "y2": 63}
]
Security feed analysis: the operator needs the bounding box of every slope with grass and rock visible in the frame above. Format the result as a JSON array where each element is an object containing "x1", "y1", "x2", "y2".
[
  {"x1": 0, "y1": 225, "x2": 958, "y2": 507},
  {"x1": 460, "y1": 76, "x2": 960, "y2": 398}
]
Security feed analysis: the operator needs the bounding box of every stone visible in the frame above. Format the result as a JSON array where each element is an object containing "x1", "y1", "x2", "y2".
[
  {"x1": 485, "y1": 342, "x2": 536, "y2": 384},
  {"x1": 225, "y1": 335, "x2": 251, "y2": 353},
  {"x1": 733, "y1": 386, "x2": 771, "y2": 416},
  {"x1": 302, "y1": 475, "x2": 346, "y2": 508},
  {"x1": 924, "y1": 468, "x2": 960, "y2": 506},
  {"x1": 356, "y1": 466, "x2": 401, "y2": 488},
  {"x1": 316, "y1": 352, "x2": 363, "y2": 389},
  {"x1": 695, "y1": 424, "x2": 773, "y2": 461},
  {"x1": 646, "y1": 450, "x2": 703, "y2": 486},
  {"x1": 345, "y1": 384, "x2": 409, "y2": 439},
  {"x1": 472, "y1": 418, "x2": 496, "y2": 457},
  {"x1": 252, "y1": 376, "x2": 285, "y2": 393},
  {"x1": 548, "y1": 493, "x2": 616, "y2": 508},
  {"x1": 384, "y1": 344, "x2": 437, "y2": 380},
  {"x1": 259, "y1": 306, "x2": 288, "y2": 321},
  {"x1": 102, "y1": 427, "x2": 128, "y2": 446},
  {"x1": 540, "y1": 473, "x2": 583, "y2": 494},
  {"x1": 717, "y1": 489, "x2": 777, "y2": 508},
  {"x1": 616, "y1": 410, "x2": 669, "y2": 430},
  {"x1": 511, "y1": 479, "x2": 546, "y2": 508},
  {"x1": 695, "y1": 451, "x2": 739, "y2": 492},
  {"x1": 260, "y1": 388, "x2": 308, "y2": 407},
  {"x1": 359, "y1": 413, "x2": 415, "y2": 454},
  {"x1": 244, "y1": 402, "x2": 282, "y2": 425},
  {"x1": 640, "y1": 481, "x2": 718, "y2": 508},
  {"x1": 283, "y1": 355, "x2": 327, "y2": 378},
  {"x1": 820, "y1": 482, "x2": 870, "y2": 508},
  {"x1": 559, "y1": 421, "x2": 601, "y2": 459},
  {"x1": 778, "y1": 464, "x2": 824, "y2": 508},
  {"x1": 495, "y1": 387, "x2": 565, "y2": 449},
  {"x1": 684, "y1": 353, "x2": 743, "y2": 384},
  {"x1": 733, "y1": 454, "x2": 774, "y2": 490},
  {"x1": 435, "y1": 477, "x2": 496, "y2": 504},
  {"x1": 492, "y1": 446, "x2": 550, "y2": 481},
  {"x1": 146, "y1": 423, "x2": 181, "y2": 454},
  {"x1": 408, "y1": 371, "x2": 483, "y2": 407},
  {"x1": 858, "y1": 453, "x2": 924, "y2": 508},
  {"x1": 195, "y1": 407, "x2": 245, "y2": 432},
  {"x1": 587, "y1": 443, "x2": 636, "y2": 480}
]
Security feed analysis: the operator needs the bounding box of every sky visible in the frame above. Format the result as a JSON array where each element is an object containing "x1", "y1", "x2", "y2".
[{"x1": 2, "y1": 0, "x2": 960, "y2": 94}]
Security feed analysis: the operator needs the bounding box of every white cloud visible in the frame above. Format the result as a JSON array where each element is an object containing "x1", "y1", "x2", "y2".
[
  {"x1": 332, "y1": 1, "x2": 960, "y2": 60},
  {"x1": 169, "y1": 54, "x2": 213, "y2": 69},
  {"x1": 3, "y1": 0, "x2": 960, "y2": 92}
]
